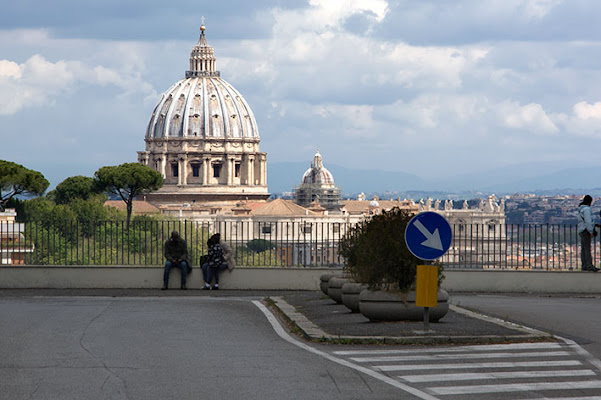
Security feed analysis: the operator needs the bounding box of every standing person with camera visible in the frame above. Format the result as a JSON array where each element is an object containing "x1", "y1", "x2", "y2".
[{"x1": 578, "y1": 195, "x2": 599, "y2": 272}]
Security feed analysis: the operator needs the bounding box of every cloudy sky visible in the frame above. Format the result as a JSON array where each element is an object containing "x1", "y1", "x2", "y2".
[{"x1": 2, "y1": 0, "x2": 601, "y2": 190}]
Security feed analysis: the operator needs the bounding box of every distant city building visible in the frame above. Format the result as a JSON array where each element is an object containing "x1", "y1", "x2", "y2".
[
  {"x1": 294, "y1": 150, "x2": 342, "y2": 212},
  {"x1": 0, "y1": 208, "x2": 34, "y2": 264},
  {"x1": 138, "y1": 23, "x2": 269, "y2": 213}
]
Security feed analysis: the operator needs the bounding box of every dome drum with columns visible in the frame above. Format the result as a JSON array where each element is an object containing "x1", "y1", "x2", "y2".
[{"x1": 138, "y1": 24, "x2": 269, "y2": 209}]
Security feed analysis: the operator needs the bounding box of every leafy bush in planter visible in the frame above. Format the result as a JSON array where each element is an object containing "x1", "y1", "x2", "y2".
[{"x1": 339, "y1": 208, "x2": 444, "y2": 292}]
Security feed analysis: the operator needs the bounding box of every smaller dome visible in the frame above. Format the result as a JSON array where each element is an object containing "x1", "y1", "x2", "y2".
[{"x1": 301, "y1": 150, "x2": 335, "y2": 186}]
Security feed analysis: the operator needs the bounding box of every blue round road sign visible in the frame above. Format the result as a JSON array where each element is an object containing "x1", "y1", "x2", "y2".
[{"x1": 405, "y1": 212, "x2": 452, "y2": 261}]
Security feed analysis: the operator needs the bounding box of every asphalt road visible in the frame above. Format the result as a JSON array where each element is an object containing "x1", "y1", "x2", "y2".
[
  {"x1": 3, "y1": 294, "x2": 601, "y2": 400},
  {"x1": 451, "y1": 293, "x2": 601, "y2": 360},
  {"x1": 0, "y1": 296, "x2": 412, "y2": 400}
]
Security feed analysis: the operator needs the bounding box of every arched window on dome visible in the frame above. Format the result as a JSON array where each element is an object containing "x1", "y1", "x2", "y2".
[{"x1": 171, "y1": 162, "x2": 179, "y2": 177}]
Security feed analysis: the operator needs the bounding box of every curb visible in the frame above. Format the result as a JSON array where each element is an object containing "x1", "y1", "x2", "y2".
[{"x1": 271, "y1": 297, "x2": 556, "y2": 345}]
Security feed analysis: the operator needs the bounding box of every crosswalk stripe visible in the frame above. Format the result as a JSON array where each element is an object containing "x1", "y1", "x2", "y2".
[
  {"x1": 333, "y1": 342, "x2": 562, "y2": 356},
  {"x1": 400, "y1": 369, "x2": 595, "y2": 382},
  {"x1": 351, "y1": 351, "x2": 571, "y2": 363},
  {"x1": 521, "y1": 397, "x2": 601, "y2": 400},
  {"x1": 376, "y1": 360, "x2": 583, "y2": 371},
  {"x1": 429, "y1": 380, "x2": 601, "y2": 395}
]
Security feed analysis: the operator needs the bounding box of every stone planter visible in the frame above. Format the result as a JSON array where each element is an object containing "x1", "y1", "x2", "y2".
[
  {"x1": 327, "y1": 276, "x2": 350, "y2": 304},
  {"x1": 319, "y1": 273, "x2": 341, "y2": 295},
  {"x1": 341, "y1": 282, "x2": 368, "y2": 313},
  {"x1": 359, "y1": 289, "x2": 450, "y2": 322}
]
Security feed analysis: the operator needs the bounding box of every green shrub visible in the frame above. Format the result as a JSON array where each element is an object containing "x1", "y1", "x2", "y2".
[
  {"x1": 339, "y1": 208, "x2": 444, "y2": 292},
  {"x1": 246, "y1": 238, "x2": 275, "y2": 253}
]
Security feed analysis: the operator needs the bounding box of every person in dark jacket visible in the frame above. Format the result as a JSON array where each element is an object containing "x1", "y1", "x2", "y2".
[
  {"x1": 202, "y1": 233, "x2": 227, "y2": 290},
  {"x1": 163, "y1": 231, "x2": 189, "y2": 289}
]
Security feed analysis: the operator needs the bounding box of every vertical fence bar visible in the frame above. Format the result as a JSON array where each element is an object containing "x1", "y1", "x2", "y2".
[{"x1": 546, "y1": 224, "x2": 549, "y2": 270}]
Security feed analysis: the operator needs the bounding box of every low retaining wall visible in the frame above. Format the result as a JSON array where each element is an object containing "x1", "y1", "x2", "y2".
[
  {"x1": 0, "y1": 266, "x2": 600, "y2": 293},
  {"x1": 443, "y1": 269, "x2": 601, "y2": 293},
  {"x1": 0, "y1": 266, "x2": 330, "y2": 290}
]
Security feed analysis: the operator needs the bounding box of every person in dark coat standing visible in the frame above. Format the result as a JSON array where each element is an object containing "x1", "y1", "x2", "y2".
[{"x1": 163, "y1": 231, "x2": 189, "y2": 289}]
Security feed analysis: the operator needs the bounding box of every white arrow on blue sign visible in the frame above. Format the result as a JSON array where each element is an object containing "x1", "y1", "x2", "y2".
[{"x1": 405, "y1": 211, "x2": 453, "y2": 261}]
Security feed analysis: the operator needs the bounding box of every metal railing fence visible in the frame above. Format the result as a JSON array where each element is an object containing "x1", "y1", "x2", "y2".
[{"x1": 0, "y1": 220, "x2": 596, "y2": 269}]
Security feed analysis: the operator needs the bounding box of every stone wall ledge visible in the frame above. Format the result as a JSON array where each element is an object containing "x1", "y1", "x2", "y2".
[{"x1": 0, "y1": 266, "x2": 599, "y2": 293}]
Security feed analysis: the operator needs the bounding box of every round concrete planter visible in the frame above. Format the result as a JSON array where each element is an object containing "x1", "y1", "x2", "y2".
[
  {"x1": 359, "y1": 289, "x2": 450, "y2": 322},
  {"x1": 319, "y1": 273, "x2": 341, "y2": 295},
  {"x1": 341, "y1": 282, "x2": 368, "y2": 313},
  {"x1": 327, "y1": 277, "x2": 350, "y2": 304}
]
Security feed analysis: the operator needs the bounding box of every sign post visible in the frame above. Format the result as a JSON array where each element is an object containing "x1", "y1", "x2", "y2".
[
  {"x1": 416, "y1": 264, "x2": 439, "y2": 331},
  {"x1": 405, "y1": 212, "x2": 452, "y2": 331}
]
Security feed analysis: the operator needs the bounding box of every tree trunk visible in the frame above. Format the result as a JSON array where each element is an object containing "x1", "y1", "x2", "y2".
[{"x1": 126, "y1": 198, "x2": 133, "y2": 231}]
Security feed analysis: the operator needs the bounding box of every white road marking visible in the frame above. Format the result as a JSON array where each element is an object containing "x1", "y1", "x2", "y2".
[
  {"x1": 257, "y1": 299, "x2": 601, "y2": 399},
  {"x1": 252, "y1": 300, "x2": 442, "y2": 400},
  {"x1": 430, "y1": 380, "x2": 601, "y2": 395},
  {"x1": 351, "y1": 351, "x2": 570, "y2": 363},
  {"x1": 377, "y1": 360, "x2": 583, "y2": 371},
  {"x1": 522, "y1": 397, "x2": 601, "y2": 400},
  {"x1": 333, "y1": 342, "x2": 562, "y2": 356},
  {"x1": 559, "y1": 335, "x2": 601, "y2": 373},
  {"x1": 400, "y1": 369, "x2": 595, "y2": 382}
]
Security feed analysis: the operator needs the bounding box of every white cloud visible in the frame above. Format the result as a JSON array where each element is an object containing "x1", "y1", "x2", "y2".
[
  {"x1": 314, "y1": 103, "x2": 376, "y2": 136},
  {"x1": 273, "y1": 0, "x2": 388, "y2": 35},
  {"x1": 0, "y1": 60, "x2": 22, "y2": 79},
  {"x1": 4, "y1": 0, "x2": 601, "y2": 187},
  {"x1": 573, "y1": 101, "x2": 601, "y2": 120},
  {"x1": 555, "y1": 101, "x2": 601, "y2": 137},
  {"x1": 521, "y1": 0, "x2": 563, "y2": 19},
  {"x1": 226, "y1": 4, "x2": 489, "y2": 105},
  {"x1": 0, "y1": 55, "x2": 76, "y2": 115},
  {"x1": 0, "y1": 49, "x2": 156, "y2": 116},
  {"x1": 498, "y1": 101, "x2": 559, "y2": 134},
  {"x1": 383, "y1": 44, "x2": 488, "y2": 89}
]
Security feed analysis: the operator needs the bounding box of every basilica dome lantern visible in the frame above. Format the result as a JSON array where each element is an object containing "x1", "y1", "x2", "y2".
[{"x1": 138, "y1": 23, "x2": 269, "y2": 209}]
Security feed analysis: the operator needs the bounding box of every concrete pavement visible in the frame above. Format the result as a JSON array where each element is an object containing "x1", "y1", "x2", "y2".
[{"x1": 0, "y1": 289, "x2": 554, "y2": 346}]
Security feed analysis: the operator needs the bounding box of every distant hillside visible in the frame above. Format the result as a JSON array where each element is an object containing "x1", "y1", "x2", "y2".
[{"x1": 268, "y1": 161, "x2": 601, "y2": 197}]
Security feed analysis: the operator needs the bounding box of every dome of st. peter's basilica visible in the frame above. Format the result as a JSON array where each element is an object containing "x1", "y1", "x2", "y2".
[{"x1": 138, "y1": 24, "x2": 269, "y2": 210}]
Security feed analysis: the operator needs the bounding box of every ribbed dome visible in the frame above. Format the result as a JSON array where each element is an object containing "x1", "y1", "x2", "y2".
[
  {"x1": 145, "y1": 25, "x2": 259, "y2": 140},
  {"x1": 138, "y1": 23, "x2": 269, "y2": 208},
  {"x1": 301, "y1": 150, "x2": 335, "y2": 186}
]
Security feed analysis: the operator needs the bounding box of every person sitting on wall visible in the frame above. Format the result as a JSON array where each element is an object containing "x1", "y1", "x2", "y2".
[
  {"x1": 220, "y1": 236, "x2": 235, "y2": 273},
  {"x1": 202, "y1": 233, "x2": 232, "y2": 290},
  {"x1": 163, "y1": 231, "x2": 189, "y2": 290}
]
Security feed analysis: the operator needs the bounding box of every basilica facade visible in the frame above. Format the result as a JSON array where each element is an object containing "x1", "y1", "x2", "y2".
[{"x1": 138, "y1": 24, "x2": 269, "y2": 212}]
